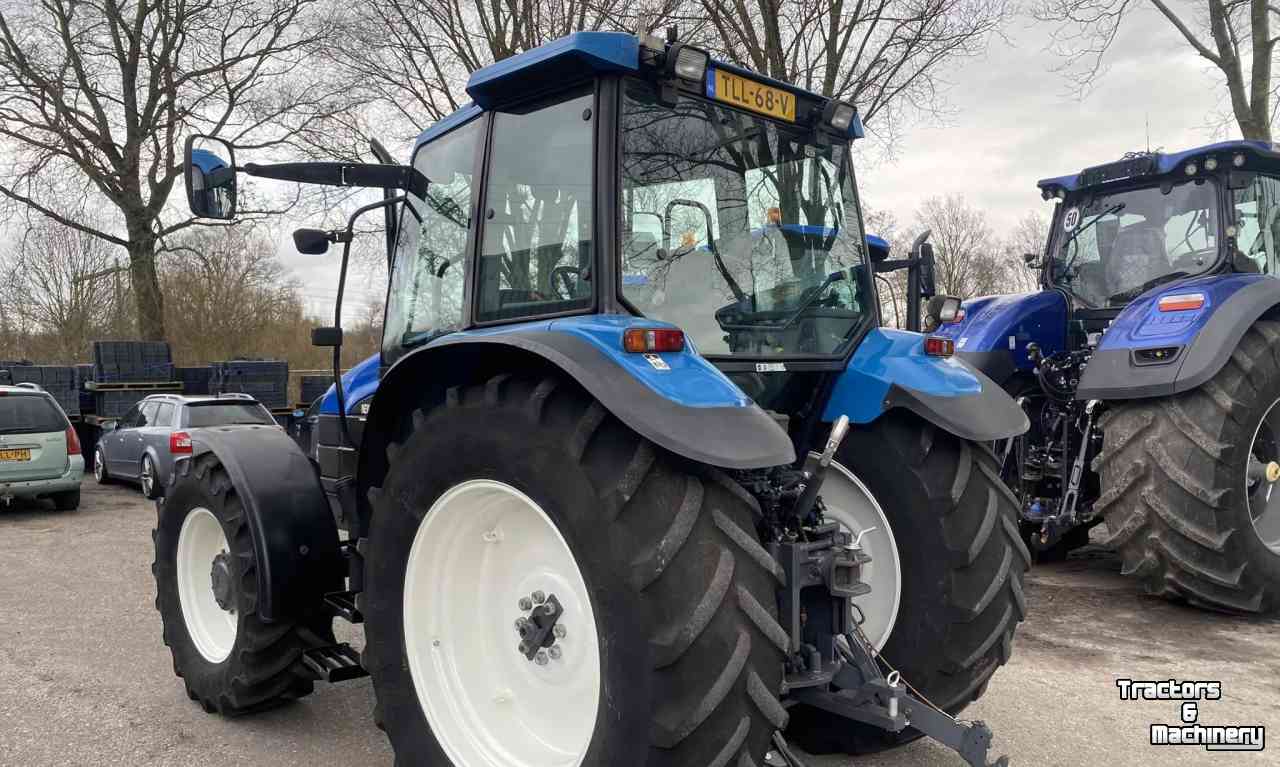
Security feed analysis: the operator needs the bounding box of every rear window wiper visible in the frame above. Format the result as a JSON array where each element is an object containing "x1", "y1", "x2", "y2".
[{"x1": 1108, "y1": 271, "x2": 1192, "y2": 304}]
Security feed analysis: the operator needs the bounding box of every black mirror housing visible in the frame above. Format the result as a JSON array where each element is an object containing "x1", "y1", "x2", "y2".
[
  {"x1": 311, "y1": 326, "x2": 343, "y2": 348},
  {"x1": 293, "y1": 228, "x2": 331, "y2": 255},
  {"x1": 917, "y1": 242, "x2": 937, "y2": 298},
  {"x1": 184, "y1": 135, "x2": 237, "y2": 220}
]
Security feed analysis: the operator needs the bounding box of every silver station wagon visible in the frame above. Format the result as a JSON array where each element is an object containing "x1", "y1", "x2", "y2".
[{"x1": 0, "y1": 384, "x2": 84, "y2": 510}]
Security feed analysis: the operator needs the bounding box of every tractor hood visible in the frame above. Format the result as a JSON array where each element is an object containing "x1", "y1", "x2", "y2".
[{"x1": 933, "y1": 291, "x2": 1069, "y2": 386}]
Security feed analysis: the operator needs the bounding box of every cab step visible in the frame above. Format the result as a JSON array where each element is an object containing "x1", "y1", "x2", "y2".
[
  {"x1": 300, "y1": 643, "x2": 367, "y2": 683},
  {"x1": 324, "y1": 591, "x2": 363, "y2": 623}
]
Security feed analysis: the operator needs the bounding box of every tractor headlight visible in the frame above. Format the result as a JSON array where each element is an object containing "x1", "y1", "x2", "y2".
[
  {"x1": 1204, "y1": 156, "x2": 1218, "y2": 171},
  {"x1": 667, "y1": 44, "x2": 709, "y2": 83},
  {"x1": 1234, "y1": 153, "x2": 1247, "y2": 167},
  {"x1": 1184, "y1": 162, "x2": 1198, "y2": 176},
  {"x1": 823, "y1": 100, "x2": 857, "y2": 132}
]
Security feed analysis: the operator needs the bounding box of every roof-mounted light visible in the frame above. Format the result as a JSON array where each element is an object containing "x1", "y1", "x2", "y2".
[
  {"x1": 1056, "y1": 189, "x2": 1066, "y2": 200},
  {"x1": 1234, "y1": 153, "x2": 1247, "y2": 167},
  {"x1": 666, "y1": 43, "x2": 708, "y2": 83},
  {"x1": 1204, "y1": 156, "x2": 1219, "y2": 171},
  {"x1": 1184, "y1": 162, "x2": 1198, "y2": 176},
  {"x1": 822, "y1": 100, "x2": 857, "y2": 132}
]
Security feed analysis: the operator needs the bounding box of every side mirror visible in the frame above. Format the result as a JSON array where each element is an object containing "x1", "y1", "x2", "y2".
[
  {"x1": 184, "y1": 135, "x2": 237, "y2": 220},
  {"x1": 925, "y1": 295, "x2": 961, "y2": 323},
  {"x1": 917, "y1": 242, "x2": 937, "y2": 299},
  {"x1": 866, "y1": 234, "x2": 891, "y2": 263},
  {"x1": 293, "y1": 228, "x2": 331, "y2": 255},
  {"x1": 1023, "y1": 251, "x2": 1038, "y2": 265}
]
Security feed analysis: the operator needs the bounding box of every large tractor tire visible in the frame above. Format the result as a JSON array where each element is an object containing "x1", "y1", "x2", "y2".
[
  {"x1": 153, "y1": 453, "x2": 334, "y2": 714},
  {"x1": 1094, "y1": 320, "x2": 1280, "y2": 613},
  {"x1": 360, "y1": 374, "x2": 788, "y2": 767},
  {"x1": 785, "y1": 411, "x2": 1029, "y2": 755}
]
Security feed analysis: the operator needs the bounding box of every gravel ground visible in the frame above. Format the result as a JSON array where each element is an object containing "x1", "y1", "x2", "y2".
[{"x1": 0, "y1": 479, "x2": 1276, "y2": 766}]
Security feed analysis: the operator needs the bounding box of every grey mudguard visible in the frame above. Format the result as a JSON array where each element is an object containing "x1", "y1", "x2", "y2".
[
  {"x1": 386, "y1": 331, "x2": 797, "y2": 470},
  {"x1": 186, "y1": 425, "x2": 343, "y2": 622},
  {"x1": 885, "y1": 372, "x2": 1030, "y2": 442},
  {"x1": 1077, "y1": 279, "x2": 1280, "y2": 400}
]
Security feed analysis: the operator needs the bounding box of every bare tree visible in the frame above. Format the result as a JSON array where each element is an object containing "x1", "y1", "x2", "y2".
[
  {"x1": 317, "y1": 0, "x2": 684, "y2": 146},
  {"x1": 911, "y1": 194, "x2": 1030, "y2": 298},
  {"x1": 2, "y1": 212, "x2": 126, "y2": 362},
  {"x1": 0, "y1": 0, "x2": 341, "y2": 340},
  {"x1": 697, "y1": 0, "x2": 1011, "y2": 144},
  {"x1": 1037, "y1": 0, "x2": 1278, "y2": 140},
  {"x1": 1000, "y1": 209, "x2": 1048, "y2": 293}
]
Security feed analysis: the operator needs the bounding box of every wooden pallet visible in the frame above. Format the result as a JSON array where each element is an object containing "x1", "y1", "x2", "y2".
[{"x1": 85, "y1": 380, "x2": 183, "y2": 391}]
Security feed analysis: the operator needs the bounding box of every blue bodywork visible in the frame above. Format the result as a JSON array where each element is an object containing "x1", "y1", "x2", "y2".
[
  {"x1": 1095, "y1": 274, "x2": 1261, "y2": 351},
  {"x1": 1037, "y1": 140, "x2": 1280, "y2": 196},
  {"x1": 823, "y1": 328, "x2": 983, "y2": 422},
  {"x1": 935, "y1": 291, "x2": 1069, "y2": 381}
]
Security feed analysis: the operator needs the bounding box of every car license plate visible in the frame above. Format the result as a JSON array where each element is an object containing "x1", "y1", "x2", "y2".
[
  {"x1": 708, "y1": 69, "x2": 796, "y2": 122},
  {"x1": 0, "y1": 448, "x2": 31, "y2": 462}
]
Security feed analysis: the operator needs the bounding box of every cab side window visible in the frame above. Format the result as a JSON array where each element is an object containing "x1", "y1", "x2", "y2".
[
  {"x1": 475, "y1": 89, "x2": 595, "y2": 322},
  {"x1": 383, "y1": 118, "x2": 483, "y2": 359},
  {"x1": 1233, "y1": 174, "x2": 1280, "y2": 274}
]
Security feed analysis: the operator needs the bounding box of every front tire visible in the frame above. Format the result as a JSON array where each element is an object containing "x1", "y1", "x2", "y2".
[
  {"x1": 786, "y1": 412, "x2": 1029, "y2": 755},
  {"x1": 361, "y1": 374, "x2": 788, "y2": 766},
  {"x1": 1094, "y1": 320, "x2": 1280, "y2": 613},
  {"x1": 141, "y1": 454, "x2": 160, "y2": 499},
  {"x1": 153, "y1": 453, "x2": 333, "y2": 714}
]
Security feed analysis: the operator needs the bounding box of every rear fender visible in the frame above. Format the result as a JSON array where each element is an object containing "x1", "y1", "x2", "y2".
[
  {"x1": 823, "y1": 328, "x2": 1029, "y2": 441},
  {"x1": 363, "y1": 316, "x2": 795, "y2": 480},
  {"x1": 1077, "y1": 274, "x2": 1280, "y2": 400},
  {"x1": 181, "y1": 425, "x2": 343, "y2": 623},
  {"x1": 933, "y1": 291, "x2": 1068, "y2": 386}
]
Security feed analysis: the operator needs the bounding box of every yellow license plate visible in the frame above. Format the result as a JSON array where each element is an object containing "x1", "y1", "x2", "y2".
[
  {"x1": 0, "y1": 448, "x2": 31, "y2": 461},
  {"x1": 709, "y1": 69, "x2": 796, "y2": 122}
]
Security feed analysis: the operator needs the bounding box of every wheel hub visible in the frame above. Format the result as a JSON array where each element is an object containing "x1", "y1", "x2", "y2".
[
  {"x1": 210, "y1": 552, "x2": 236, "y2": 612},
  {"x1": 514, "y1": 592, "x2": 566, "y2": 662},
  {"x1": 1247, "y1": 398, "x2": 1280, "y2": 553}
]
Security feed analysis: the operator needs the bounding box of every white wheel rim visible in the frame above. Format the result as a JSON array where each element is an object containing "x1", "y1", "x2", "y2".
[
  {"x1": 404, "y1": 480, "x2": 600, "y2": 767},
  {"x1": 176, "y1": 507, "x2": 237, "y2": 663},
  {"x1": 94, "y1": 450, "x2": 104, "y2": 481},
  {"x1": 812, "y1": 456, "x2": 902, "y2": 651}
]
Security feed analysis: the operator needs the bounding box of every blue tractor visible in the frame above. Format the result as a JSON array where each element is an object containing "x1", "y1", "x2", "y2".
[
  {"x1": 154, "y1": 31, "x2": 1028, "y2": 766},
  {"x1": 934, "y1": 142, "x2": 1280, "y2": 614}
]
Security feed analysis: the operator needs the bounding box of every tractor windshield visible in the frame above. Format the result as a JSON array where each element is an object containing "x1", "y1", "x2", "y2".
[
  {"x1": 1050, "y1": 179, "x2": 1221, "y2": 307},
  {"x1": 619, "y1": 79, "x2": 873, "y2": 358}
]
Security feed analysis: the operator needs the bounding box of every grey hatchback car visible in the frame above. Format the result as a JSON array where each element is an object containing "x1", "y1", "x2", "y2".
[
  {"x1": 94, "y1": 393, "x2": 276, "y2": 498},
  {"x1": 0, "y1": 384, "x2": 84, "y2": 510}
]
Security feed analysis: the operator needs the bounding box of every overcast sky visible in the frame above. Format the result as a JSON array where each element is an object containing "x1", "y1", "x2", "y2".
[{"x1": 283, "y1": 9, "x2": 1233, "y2": 318}]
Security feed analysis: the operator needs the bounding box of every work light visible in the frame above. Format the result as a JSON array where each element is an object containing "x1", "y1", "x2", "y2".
[
  {"x1": 666, "y1": 43, "x2": 708, "y2": 83},
  {"x1": 823, "y1": 100, "x2": 857, "y2": 132}
]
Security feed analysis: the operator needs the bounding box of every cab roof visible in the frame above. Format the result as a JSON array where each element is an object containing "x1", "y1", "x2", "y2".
[
  {"x1": 415, "y1": 31, "x2": 862, "y2": 148},
  {"x1": 1037, "y1": 140, "x2": 1280, "y2": 196}
]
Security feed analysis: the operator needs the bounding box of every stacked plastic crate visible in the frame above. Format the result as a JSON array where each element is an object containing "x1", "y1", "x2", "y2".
[
  {"x1": 176, "y1": 366, "x2": 214, "y2": 395},
  {"x1": 299, "y1": 375, "x2": 331, "y2": 406},
  {"x1": 212, "y1": 359, "x2": 289, "y2": 409},
  {"x1": 0, "y1": 363, "x2": 80, "y2": 417},
  {"x1": 89, "y1": 341, "x2": 179, "y2": 418}
]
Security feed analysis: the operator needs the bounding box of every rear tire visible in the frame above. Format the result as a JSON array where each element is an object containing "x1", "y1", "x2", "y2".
[
  {"x1": 785, "y1": 411, "x2": 1029, "y2": 755},
  {"x1": 153, "y1": 453, "x2": 333, "y2": 714},
  {"x1": 360, "y1": 374, "x2": 788, "y2": 766},
  {"x1": 51, "y1": 489, "x2": 80, "y2": 511},
  {"x1": 1094, "y1": 320, "x2": 1280, "y2": 613}
]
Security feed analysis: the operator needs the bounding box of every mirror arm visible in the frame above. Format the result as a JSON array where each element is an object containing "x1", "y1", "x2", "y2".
[{"x1": 241, "y1": 162, "x2": 427, "y2": 195}]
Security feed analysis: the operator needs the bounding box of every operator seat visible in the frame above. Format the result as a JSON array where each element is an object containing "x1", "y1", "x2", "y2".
[{"x1": 1106, "y1": 223, "x2": 1168, "y2": 296}]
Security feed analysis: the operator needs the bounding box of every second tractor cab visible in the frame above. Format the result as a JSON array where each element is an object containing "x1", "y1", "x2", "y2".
[
  {"x1": 160, "y1": 30, "x2": 1028, "y2": 766},
  {"x1": 938, "y1": 141, "x2": 1280, "y2": 613}
]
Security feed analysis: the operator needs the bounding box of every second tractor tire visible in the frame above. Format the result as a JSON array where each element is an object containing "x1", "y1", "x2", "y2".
[
  {"x1": 360, "y1": 374, "x2": 789, "y2": 767},
  {"x1": 785, "y1": 411, "x2": 1030, "y2": 755}
]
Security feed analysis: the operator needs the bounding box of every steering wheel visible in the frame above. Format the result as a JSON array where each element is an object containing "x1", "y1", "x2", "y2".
[{"x1": 550, "y1": 265, "x2": 581, "y2": 300}]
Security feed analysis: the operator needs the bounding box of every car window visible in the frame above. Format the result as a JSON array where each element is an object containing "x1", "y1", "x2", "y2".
[
  {"x1": 0, "y1": 394, "x2": 66, "y2": 434},
  {"x1": 154, "y1": 402, "x2": 176, "y2": 427},
  {"x1": 137, "y1": 402, "x2": 158, "y2": 428},
  {"x1": 118, "y1": 404, "x2": 142, "y2": 429},
  {"x1": 184, "y1": 402, "x2": 275, "y2": 427}
]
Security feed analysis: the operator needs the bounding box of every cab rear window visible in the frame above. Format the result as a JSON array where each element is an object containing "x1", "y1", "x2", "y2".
[
  {"x1": 184, "y1": 402, "x2": 274, "y2": 427},
  {"x1": 0, "y1": 394, "x2": 67, "y2": 434}
]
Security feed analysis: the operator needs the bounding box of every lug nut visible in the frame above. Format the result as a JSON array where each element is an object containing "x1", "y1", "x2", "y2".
[
  {"x1": 548, "y1": 646, "x2": 562, "y2": 660},
  {"x1": 515, "y1": 617, "x2": 529, "y2": 631},
  {"x1": 534, "y1": 650, "x2": 549, "y2": 666},
  {"x1": 518, "y1": 641, "x2": 531, "y2": 655},
  {"x1": 553, "y1": 624, "x2": 566, "y2": 639},
  {"x1": 532, "y1": 590, "x2": 546, "y2": 604},
  {"x1": 518, "y1": 597, "x2": 533, "y2": 611}
]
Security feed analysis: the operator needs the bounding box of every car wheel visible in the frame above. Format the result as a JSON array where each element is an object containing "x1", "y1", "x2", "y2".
[
  {"x1": 94, "y1": 447, "x2": 111, "y2": 484},
  {"x1": 141, "y1": 455, "x2": 160, "y2": 500}
]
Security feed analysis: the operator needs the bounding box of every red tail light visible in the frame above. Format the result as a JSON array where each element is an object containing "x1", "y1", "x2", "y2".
[
  {"x1": 1157, "y1": 293, "x2": 1205, "y2": 312},
  {"x1": 65, "y1": 426, "x2": 81, "y2": 456},
  {"x1": 623, "y1": 328, "x2": 685, "y2": 353},
  {"x1": 170, "y1": 431, "x2": 193, "y2": 454},
  {"x1": 924, "y1": 337, "x2": 955, "y2": 357}
]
